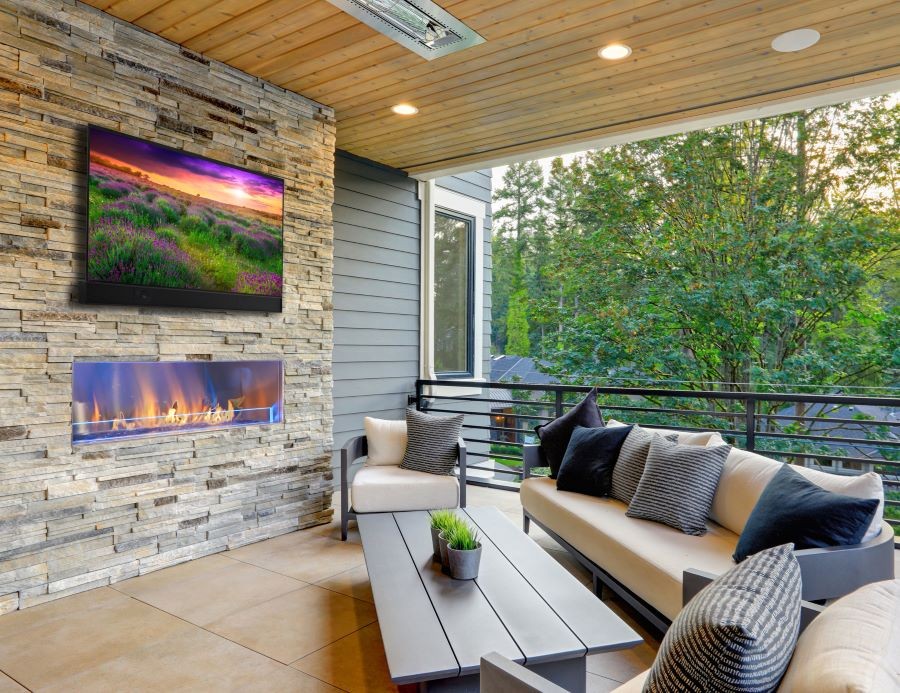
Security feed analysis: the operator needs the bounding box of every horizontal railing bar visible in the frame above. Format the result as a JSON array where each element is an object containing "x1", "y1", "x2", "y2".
[
  {"x1": 757, "y1": 413, "x2": 900, "y2": 427},
  {"x1": 462, "y1": 423, "x2": 536, "y2": 435},
  {"x1": 464, "y1": 463, "x2": 524, "y2": 477},
  {"x1": 753, "y1": 430, "x2": 900, "y2": 447},
  {"x1": 418, "y1": 379, "x2": 900, "y2": 406},
  {"x1": 596, "y1": 404, "x2": 744, "y2": 419},
  {"x1": 466, "y1": 450, "x2": 523, "y2": 462},
  {"x1": 757, "y1": 449, "x2": 899, "y2": 467},
  {"x1": 463, "y1": 437, "x2": 523, "y2": 447},
  {"x1": 426, "y1": 407, "x2": 554, "y2": 422},
  {"x1": 426, "y1": 394, "x2": 555, "y2": 407}
]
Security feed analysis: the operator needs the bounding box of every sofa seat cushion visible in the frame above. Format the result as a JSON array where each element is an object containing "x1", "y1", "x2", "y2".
[
  {"x1": 521, "y1": 477, "x2": 738, "y2": 619},
  {"x1": 351, "y1": 465, "x2": 459, "y2": 513},
  {"x1": 710, "y1": 447, "x2": 884, "y2": 541},
  {"x1": 778, "y1": 578, "x2": 900, "y2": 693}
]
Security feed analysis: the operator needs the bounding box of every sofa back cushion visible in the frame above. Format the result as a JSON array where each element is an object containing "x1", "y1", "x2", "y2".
[
  {"x1": 606, "y1": 419, "x2": 726, "y2": 447},
  {"x1": 710, "y1": 447, "x2": 884, "y2": 541},
  {"x1": 778, "y1": 578, "x2": 900, "y2": 693},
  {"x1": 364, "y1": 416, "x2": 407, "y2": 466}
]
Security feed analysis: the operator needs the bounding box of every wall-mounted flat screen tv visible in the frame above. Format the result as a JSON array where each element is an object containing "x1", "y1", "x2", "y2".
[{"x1": 83, "y1": 126, "x2": 284, "y2": 312}]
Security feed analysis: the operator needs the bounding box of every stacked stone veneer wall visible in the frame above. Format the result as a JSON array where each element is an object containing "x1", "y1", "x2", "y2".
[{"x1": 0, "y1": 0, "x2": 336, "y2": 611}]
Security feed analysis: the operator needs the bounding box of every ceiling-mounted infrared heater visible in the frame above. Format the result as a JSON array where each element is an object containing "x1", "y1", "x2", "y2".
[{"x1": 326, "y1": 0, "x2": 484, "y2": 60}]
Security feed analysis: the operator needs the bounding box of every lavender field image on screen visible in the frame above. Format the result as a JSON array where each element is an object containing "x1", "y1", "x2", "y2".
[{"x1": 87, "y1": 127, "x2": 284, "y2": 296}]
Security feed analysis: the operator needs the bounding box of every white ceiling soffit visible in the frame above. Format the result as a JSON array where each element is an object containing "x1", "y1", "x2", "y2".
[{"x1": 326, "y1": 0, "x2": 484, "y2": 60}]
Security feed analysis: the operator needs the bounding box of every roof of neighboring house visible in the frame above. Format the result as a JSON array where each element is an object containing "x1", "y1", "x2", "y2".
[{"x1": 490, "y1": 355, "x2": 558, "y2": 386}]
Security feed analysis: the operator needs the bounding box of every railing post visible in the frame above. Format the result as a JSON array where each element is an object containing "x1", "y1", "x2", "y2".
[
  {"x1": 745, "y1": 397, "x2": 756, "y2": 451},
  {"x1": 555, "y1": 390, "x2": 563, "y2": 419}
]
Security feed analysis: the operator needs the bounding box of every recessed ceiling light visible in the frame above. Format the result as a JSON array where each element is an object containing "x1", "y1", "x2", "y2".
[
  {"x1": 771, "y1": 28, "x2": 820, "y2": 52},
  {"x1": 391, "y1": 103, "x2": 419, "y2": 115},
  {"x1": 598, "y1": 43, "x2": 632, "y2": 60}
]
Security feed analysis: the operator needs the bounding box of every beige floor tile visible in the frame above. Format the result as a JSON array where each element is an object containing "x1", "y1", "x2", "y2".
[
  {"x1": 228, "y1": 529, "x2": 365, "y2": 583},
  {"x1": 292, "y1": 622, "x2": 398, "y2": 693},
  {"x1": 112, "y1": 553, "x2": 306, "y2": 626},
  {"x1": 587, "y1": 640, "x2": 656, "y2": 683},
  {"x1": 207, "y1": 584, "x2": 377, "y2": 664},
  {"x1": 42, "y1": 619, "x2": 343, "y2": 693},
  {"x1": 0, "y1": 587, "x2": 187, "y2": 689},
  {"x1": 316, "y1": 564, "x2": 374, "y2": 603},
  {"x1": 0, "y1": 672, "x2": 27, "y2": 692}
]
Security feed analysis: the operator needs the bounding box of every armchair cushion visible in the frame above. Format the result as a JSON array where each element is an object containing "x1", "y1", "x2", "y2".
[
  {"x1": 363, "y1": 416, "x2": 407, "y2": 466},
  {"x1": 350, "y1": 465, "x2": 460, "y2": 513}
]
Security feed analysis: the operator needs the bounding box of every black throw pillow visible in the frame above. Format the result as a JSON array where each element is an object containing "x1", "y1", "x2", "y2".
[
  {"x1": 733, "y1": 465, "x2": 880, "y2": 562},
  {"x1": 534, "y1": 388, "x2": 605, "y2": 478},
  {"x1": 556, "y1": 424, "x2": 633, "y2": 497}
]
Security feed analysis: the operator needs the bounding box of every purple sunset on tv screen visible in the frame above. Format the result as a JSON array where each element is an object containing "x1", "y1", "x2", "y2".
[{"x1": 87, "y1": 127, "x2": 284, "y2": 298}]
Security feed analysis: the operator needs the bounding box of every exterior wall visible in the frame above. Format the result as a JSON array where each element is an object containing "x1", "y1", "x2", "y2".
[
  {"x1": 331, "y1": 152, "x2": 420, "y2": 473},
  {"x1": 0, "y1": 0, "x2": 336, "y2": 611},
  {"x1": 331, "y1": 156, "x2": 492, "y2": 476}
]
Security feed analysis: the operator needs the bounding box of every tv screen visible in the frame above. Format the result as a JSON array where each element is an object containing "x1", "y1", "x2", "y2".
[{"x1": 84, "y1": 126, "x2": 284, "y2": 311}]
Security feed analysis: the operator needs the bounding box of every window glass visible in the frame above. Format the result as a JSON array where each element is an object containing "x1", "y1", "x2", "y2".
[{"x1": 434, "y1": 210, "x2": 473, "y2": 376}]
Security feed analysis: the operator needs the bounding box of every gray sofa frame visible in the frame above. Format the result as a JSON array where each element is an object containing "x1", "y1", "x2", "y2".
[
  {"x1": 522, "y1": 443, "x2": 895, "y2": 632},
  {"x1": 340, "y1": 435, "x2": 467, "y2": 541}
]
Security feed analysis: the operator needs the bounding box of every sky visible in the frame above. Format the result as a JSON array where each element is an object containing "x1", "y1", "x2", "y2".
[
  {"x1": 90, "y1": 128, "x2": 283, "y2": 217},
  {"x1": 491, "y1": 152, "x2": 581, "y2": 192}
]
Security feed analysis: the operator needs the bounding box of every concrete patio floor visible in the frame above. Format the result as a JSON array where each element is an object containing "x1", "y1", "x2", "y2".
[{"x1": 0, "y1": 485, "x2": 675, "y2": 691}]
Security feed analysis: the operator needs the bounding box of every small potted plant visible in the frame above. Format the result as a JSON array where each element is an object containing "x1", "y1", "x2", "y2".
[
  {"x1": 429, "y1": 509, "x2": 456, "y2": 562},
  {"x1": 445, "y1": 521, "x2": 482, "y2": 580}
]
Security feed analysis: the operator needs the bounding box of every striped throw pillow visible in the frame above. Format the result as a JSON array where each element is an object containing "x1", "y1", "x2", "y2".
[
  {"x1": 626, "y1": 435, "x2": 731, "y2": 535},
  {"x1": 609, "y1": 426, "x2": 677, "y2": 505},
  {"x1": 644, "y1": 543, "x2": 802, "y2": 693},
  {"x1": 400, "y1": 408, "x2": 464, "y2": 476}
]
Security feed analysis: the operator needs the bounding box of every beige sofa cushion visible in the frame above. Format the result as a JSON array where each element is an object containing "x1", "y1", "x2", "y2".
[
  {"x1": 606, "y1": 418, "x2": 725, "y2": 447},
  {"x1": 709, "y1": 447, "x2": 884, "y2": 540},
  {"x1": 779, "y1": 579, "x2": 900, "y2": 693},
  {"x1": 521, "y1": 477, "x2": 737, "y2": 619},
  {"x1": 351, "y1": 465, "x2": 459, "y2": 513},
  {"x1": 363, "y1": 416, "x2": 407, "y2": 466}
]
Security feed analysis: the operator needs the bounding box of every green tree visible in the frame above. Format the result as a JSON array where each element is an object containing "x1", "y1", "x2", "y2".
[{"x1": 492, "y1": 161, "x2": 545, "y2": 354}]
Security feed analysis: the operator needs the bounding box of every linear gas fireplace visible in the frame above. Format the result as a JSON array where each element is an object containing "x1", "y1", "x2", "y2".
[{"x1": 72, "y1": 360, "x2": 283, "y2": 445}]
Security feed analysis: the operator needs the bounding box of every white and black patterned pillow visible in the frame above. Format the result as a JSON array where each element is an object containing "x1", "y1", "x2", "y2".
[
  {"x1": 644, "y1": 543, "x2": 802, "y2": 693},
  {"x1": 609, "y1": 427, "x2": 677, "y2": 504},
  {"x1": 400, "y1": 408, "x2": 464, "y2": 476},
  {"x1": 626, "y1": 435, "x2": 730, "y2": 535}
]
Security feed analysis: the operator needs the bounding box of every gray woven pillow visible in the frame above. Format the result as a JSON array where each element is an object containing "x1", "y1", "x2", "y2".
[
  {"x1": 609, "y1": 426, "x2": 677, "y2": 504},
  {"x1": 626, "y1": 435, "x2": 730, "y2": 535},
  {"x1": 644, "y1": 543, "x2": 801, "y2": 693},
  {"x1": 400, "y1": 408, "x2": 463, "y2": 476}
]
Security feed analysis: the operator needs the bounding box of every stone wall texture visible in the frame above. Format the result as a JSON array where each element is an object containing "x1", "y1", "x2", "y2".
[{"x1": 0, "y1": 0, "x2": 337, "y2": 610}]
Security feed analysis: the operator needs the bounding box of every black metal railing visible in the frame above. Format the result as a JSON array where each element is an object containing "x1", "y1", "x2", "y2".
[{"x1": 413, "y1": 379, "x2": 900, "y2": 539}]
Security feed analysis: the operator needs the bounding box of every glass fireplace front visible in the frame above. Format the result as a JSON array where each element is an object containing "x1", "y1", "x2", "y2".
[{"x1": 72, "y1": 360, "x2": 283, "y2": 445}]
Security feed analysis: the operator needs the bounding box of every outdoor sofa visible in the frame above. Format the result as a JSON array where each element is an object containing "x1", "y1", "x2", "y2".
[{"x1": 521, "y1": 426, "x2": 895, "y2": 631}]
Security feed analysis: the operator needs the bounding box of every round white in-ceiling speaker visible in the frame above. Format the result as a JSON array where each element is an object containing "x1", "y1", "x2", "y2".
[{"x1": 771, "y1": 28, "x2": 820, "y2": 52}]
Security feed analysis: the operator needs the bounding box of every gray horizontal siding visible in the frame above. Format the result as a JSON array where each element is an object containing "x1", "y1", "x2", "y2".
[
  {"x1": 331, "y1": 156, "x2": 494, "y2": 486},
  {"x1": 332, "y1": 152, "x2": 421, "y2": 473}
]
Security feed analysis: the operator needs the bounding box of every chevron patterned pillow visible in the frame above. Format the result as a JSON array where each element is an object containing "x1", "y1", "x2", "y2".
[
  {"x1": 400, "y1": 408, "x2": 464, "y2": 476},
  {"x1": 644, "y1": 543, "x2": 802, "y2": 693},
  {"x1": 626, "y1": 435, "x2": 731, "y2": 535}
]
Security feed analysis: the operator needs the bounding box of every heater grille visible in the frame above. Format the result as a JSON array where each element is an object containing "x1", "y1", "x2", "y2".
[{"x1": 326, "y1": 0, "x2": 484, "y2": 60}]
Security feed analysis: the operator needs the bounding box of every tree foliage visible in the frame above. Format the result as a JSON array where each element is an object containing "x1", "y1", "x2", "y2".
[{"x1": 492, "y1": 96, "x2": 899, "y2": 396}]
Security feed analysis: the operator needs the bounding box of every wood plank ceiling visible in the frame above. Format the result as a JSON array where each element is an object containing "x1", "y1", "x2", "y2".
[{"x1": 84, "y1": 0, "x2": 900, "y2": 176}]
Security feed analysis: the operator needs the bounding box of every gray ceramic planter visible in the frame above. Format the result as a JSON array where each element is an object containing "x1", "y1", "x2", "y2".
[
  {"x1": 448, "y1": 543, "x2": 482, "y2": 580},
  {"x1": 438, "y1": 532, "x2": 451, "y2": 573},
  {"x1": 430, "y1": 526, "x2": 442, "y2": 561}
]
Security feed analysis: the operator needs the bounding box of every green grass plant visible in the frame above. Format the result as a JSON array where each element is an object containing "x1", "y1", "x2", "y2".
[
  {"x1": 429, "y1": 509, "x2": 458, "y2": 533},
  {"x1": 445, "y1": 521, "x2": 479, "y2": 551}
]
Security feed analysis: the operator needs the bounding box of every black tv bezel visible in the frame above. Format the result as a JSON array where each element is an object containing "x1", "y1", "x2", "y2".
[{"x1": 82, "y1": 125, "x2": 285, "y2": 313}]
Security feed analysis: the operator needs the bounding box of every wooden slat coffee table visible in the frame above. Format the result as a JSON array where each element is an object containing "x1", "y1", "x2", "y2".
[{"x1": 357, "y1": 506, "x2": 641, "y2": 692}]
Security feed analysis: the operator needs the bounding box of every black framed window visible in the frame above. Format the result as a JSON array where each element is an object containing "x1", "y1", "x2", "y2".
[{"x1": 434, "y1": 208, "x2": 475, "y2": 378}]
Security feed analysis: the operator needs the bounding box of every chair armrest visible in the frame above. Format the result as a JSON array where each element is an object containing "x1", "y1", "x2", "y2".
[
  {"x1": 682, "y1": 568, "x2": 826, "y2": 634},
  {"x1": 458, "y1": 438, "x2": 467, "y2": 508},
  {"x1": 480, "y1": 652, "x2": 567, "y2": 693},
  {"x1": 522, "y1": 444, "x2": 544, "y2": 479}
]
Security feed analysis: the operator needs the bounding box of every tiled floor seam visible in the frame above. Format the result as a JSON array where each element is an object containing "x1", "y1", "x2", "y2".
[
  {"x1": 0, "y1": 669, "x2": 33, "y2": 692},
  {"x1": 109, "y1": 583, "x2": 375, "y2": 689}
]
